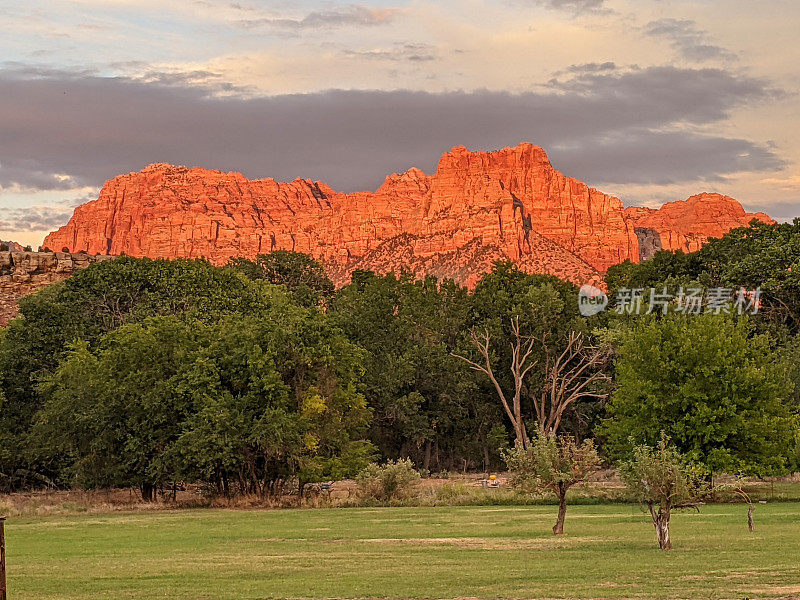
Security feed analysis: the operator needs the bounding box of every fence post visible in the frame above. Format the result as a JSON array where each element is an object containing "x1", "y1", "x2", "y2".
[{"x1": 0, "y1": 516, "x2": 6, "y2": 600}]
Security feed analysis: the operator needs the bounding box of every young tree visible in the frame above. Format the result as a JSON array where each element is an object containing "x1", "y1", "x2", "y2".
[
  {"x1": 505, "y1": 434, "x2": 601, "y2": 534},
  {"x1": 619, "y1": 438, "x2": 708, "y2": 550},
  {"x1": 732, "y1": 480, "x2": 756, "y2": 533}
]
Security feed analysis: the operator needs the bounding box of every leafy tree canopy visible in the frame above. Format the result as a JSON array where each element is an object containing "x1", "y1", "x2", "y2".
[
  {"x1": 230, "y1": 251, "x2": 334, "y2": 307},
  {"x1": 35, "y1": 310, "x2": 373, "y2": 497},
  {"x1": 602, "y1": 314, "x2": 796, "y2": 475}
]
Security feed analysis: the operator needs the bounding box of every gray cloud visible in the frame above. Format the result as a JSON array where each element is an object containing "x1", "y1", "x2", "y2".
[
  {"x1": 564, "y1": 61, "x2": 617, "y2": 74},
  {"x1": 646, "y1": 18, "x2": 736, "y2": 62},
  {"x1": 0, "y1": 205, "x2": 78, "y2": 232},
  {"x1": 237, "y1": 5, "x2": 397, "y2": 30},
  {"x1": 0, "y1": 64, "x2": 784, "y2": 200}
]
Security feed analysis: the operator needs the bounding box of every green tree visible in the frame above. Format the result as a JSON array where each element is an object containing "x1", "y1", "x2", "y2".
[
  {"x1": 605, "y1": 220, "x2": 800, "y2": 335},
  {"x1": 505, "y1": 434, "x2": 601, "y2": 534},
  {"x1": 331, "y1": 271, "x2": 488, "y2": 470},
  {"x1": 35, "y1": 306, "x2": 373, "y2": 498},
  {"x1": 0, "y1": 257, "x2": 283, "y2": 490},
  {"x1": 698, "y1": 219, "x2": 800, "y2": 332},
  {"x1": 602, "y1": 314, "x2": 796, "y2": 475},
  {"x1": 230, "y1": 251, "x2": 334, "y2": 307},
  {"x1": 35, "y1": 318, "x2": 201, "y2": 498},
  {"x1": 619, "y1": 437, "x2": 709, "y2": 550}
]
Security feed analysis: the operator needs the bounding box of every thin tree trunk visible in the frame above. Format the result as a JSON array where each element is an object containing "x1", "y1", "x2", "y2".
[
  {"x1": 140, "y1": 482, "x2": 155, "y2": 502},
  {"x1": 553, "y1": 486, "x2": 567, "y2": 535},
  {"x1": 649, "y1": 504, "x2": 672, "y2": 550},
  {"x1": 748, "y1": 504, "x2": 755, "y2": 532}
]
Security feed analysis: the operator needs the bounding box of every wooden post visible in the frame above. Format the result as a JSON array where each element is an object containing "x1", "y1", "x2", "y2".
[{"x1": 1, "y1": 516, "x2": 7, "y2": 600}]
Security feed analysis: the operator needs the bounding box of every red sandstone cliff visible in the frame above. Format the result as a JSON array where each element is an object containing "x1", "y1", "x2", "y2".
[
  {"x1": 43, "y1": 144, "x2": 772, "y2": 287},
  {"x1": 624, "y1": 193, "x2": 772, "y2": 258}
]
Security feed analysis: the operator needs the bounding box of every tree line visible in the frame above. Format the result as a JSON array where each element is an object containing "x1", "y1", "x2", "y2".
[{"x1": 1, "y1": 221, "x2": 799, "y2": 523}]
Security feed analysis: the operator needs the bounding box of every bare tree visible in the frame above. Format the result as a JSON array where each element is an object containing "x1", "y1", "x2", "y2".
[
  {"x1": 731, "y1": 480, "x2": 756, "y2": 532},
  {"x1": 537, "y1": 331, "x2": 611, "y2": 437},
  {"x1": 453, "y1": 317, "x2": 534, "y2": 449},
  {"x1": 454, "y1": 318, "x2": 610, "y2": 446}
]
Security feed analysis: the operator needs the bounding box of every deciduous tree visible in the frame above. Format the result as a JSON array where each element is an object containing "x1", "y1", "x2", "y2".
[
  {"x1": 602, "y1": 314, "x2": 796, "y2": 476},
  {"x1": 619, "y1": 438, "x2": 708, "y2": 550},
  {"x1": 505, "y1": 434, "x2": 601, "y2": 534}
]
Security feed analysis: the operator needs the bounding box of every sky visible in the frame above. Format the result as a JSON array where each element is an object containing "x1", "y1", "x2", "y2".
[{"x1": 1, "y1": 0, "x2": 799, "y2": 248}]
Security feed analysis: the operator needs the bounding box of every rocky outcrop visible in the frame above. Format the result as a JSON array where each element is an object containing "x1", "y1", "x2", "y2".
[
  {"x1": 43, "y1": 144, "x2": 772, "y2": 288},
  {"x1": 625, "y1": 193, "x2": 772, "y2": 257},
  {"x1": 0, "y1": 240, "x2": 24, "y2": 252},
  {"x1": 0, "y1": 252, "x2": 114, "y2": 326},
  {"x1": 42, "y1": 144, "x2": 635, "y2": 287},
  {"x1": 633, "y1": 227, "x2": 664, "y2": 262}
]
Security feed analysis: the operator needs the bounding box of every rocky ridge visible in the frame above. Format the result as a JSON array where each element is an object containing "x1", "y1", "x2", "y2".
[
  {"x1": 0, "y1": 252, "x2": 113, "y2": 326},
  {"x1": 43, "y1": 143, "x2": 772, "y2": 288},
  {"x1": 0, "y1": 240, "x2": 24, "y2": 252}
]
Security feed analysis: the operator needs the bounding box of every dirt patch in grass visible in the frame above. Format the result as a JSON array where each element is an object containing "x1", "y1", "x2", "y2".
[
  {"x1": 345, "y1": 536, "x2": 600, "y2": 550},
  {"x1": 745, "y1": 584, "x2": 800, "y2": 595}
]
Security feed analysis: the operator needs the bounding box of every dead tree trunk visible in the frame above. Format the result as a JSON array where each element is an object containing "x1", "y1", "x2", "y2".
[
  {"x1": 453, "y1": 318, "x2": 536, "y2": 450},
  {"x1": 649, "y1": 503, "x2": 672, "y2": 550},
  {"x1": 553, "y1": 485, "x2": 568, "y2": 535},
  {"x1": 538, "y1": 331, "x2": 611, "y2": 438}
]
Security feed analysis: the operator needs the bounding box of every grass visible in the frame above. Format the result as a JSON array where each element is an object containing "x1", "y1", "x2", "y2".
[{"x1": 6, "y1": 503, "x2": 800, "y2": 599}]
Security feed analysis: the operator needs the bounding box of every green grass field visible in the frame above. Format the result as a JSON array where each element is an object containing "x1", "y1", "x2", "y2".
[{"x1": 7, "y1": 503, "x2": 800, "y2": 599}]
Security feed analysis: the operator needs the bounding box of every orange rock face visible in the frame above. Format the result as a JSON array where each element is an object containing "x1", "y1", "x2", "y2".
[
  {"x1": 43, "y1": 144, "x2": 771, "y2": 288},
  {"x1": 625, "y1": 192, "x2": 773, "y2": 259}
]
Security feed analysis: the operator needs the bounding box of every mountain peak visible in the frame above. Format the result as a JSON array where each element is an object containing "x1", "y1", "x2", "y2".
[{"x1": 44, "y1": 143, "x2": 772, "y2": 287}]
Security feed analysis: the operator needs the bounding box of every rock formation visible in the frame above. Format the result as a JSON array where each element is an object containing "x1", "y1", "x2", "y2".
[
  {"x1": 43, "y1": 144, "x2": 773, "y2": 288},
  {"x1": 0, "y1": 251, "x2": 114, "y2": 326},
  {"x1": 625, "y1": 193, "x2": 772, "y2": 257},
  {"x1": 0, "y1": 240, "x2": 24, "y2": 252}
]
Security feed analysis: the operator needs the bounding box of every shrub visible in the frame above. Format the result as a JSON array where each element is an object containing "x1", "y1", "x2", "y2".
[{"x1": 355, "y1": 459, "x2": 421, "y2": 501}]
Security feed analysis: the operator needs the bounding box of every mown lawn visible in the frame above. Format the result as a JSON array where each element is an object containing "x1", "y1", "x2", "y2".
[{"x1": 7, "y1": 503, "x2": 800, "y2": 599}]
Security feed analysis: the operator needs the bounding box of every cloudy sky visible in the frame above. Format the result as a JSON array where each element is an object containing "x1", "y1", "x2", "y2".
[{"x1": 1, "y1": 0, "x2": 799, "y2": 247}]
